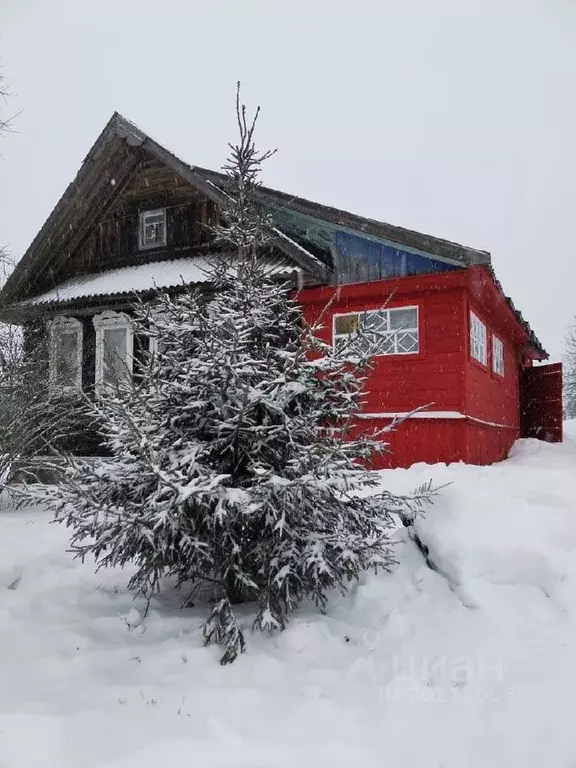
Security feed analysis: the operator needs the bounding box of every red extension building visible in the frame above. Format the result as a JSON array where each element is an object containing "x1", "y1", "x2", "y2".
[{"x1": 302, "y1": 269, "x2": 561, "y2": 467}]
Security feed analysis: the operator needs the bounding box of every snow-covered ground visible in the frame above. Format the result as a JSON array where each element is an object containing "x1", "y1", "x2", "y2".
[{"x1": 2, "y1": 425, "x2": 576, "y2": 768}]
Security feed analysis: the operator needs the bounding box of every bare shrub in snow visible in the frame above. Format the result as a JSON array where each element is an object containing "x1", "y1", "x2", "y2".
[
  {"x1": 37, "y1": 86, "x2": 433, "y2": 663},
  {"x1": 0, "y1": 324, "x2": 80, "y2": 485}
]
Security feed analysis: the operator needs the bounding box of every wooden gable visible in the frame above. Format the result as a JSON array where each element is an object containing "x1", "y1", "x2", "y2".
[
  {"x1": 0, "y1": 113, "x2": 329, "y2": 316},
  {"x1": 50, "y1": 157, "x2": 221, "y2": 288}
]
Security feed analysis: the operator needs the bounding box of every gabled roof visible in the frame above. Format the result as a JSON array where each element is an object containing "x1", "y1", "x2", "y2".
[
  {"x1": 0, "y1": 113, "x2": 332, "y2": 308},
  {"x1": 0, "y1": 112, "x2": 546, "y2": 357},
  {"x1": 0, "y1": 112, "x2": 490, "y2": 307}
]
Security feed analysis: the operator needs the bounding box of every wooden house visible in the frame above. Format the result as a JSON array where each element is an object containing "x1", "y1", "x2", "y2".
[{"x1": 0, "y1": 113, "x2": 563, "y2": 467}]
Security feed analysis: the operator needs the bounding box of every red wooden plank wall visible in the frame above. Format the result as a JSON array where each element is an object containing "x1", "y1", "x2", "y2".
[
  {"x1": 464, "y1": 298, "x2": 521, "y2": 432},
  {"x1": 351, "y1": 417, "x2": 466, "y2": 468},
  {"x1": 301, "y1": 279, "x2": 467, "y2": 418},
  {"x1": 298, "y1": 270, "x2": 539, "y2": 468}
]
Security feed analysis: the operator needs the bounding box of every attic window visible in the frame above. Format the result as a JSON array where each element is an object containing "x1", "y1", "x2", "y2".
[
  {"x1": 333, "y1": 306, "x2": 419, "y2": 356},
  {"x1": 139, "y1": 209, "x2": 166, "y2": 250}
]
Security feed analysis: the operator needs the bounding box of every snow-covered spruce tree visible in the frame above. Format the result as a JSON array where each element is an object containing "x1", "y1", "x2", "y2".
[
  {"x1": 39, "y1": 87, "x2": 432, "y2": 663},
  {"x1": 564, "y1": 318, "x2": 576, "y2": 420}
]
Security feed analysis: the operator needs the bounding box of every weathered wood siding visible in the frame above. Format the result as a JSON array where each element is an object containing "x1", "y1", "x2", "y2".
[
  {"x1": 39, "y1": 157, "x2": 221, "y2": 295},
  {"x1": 24, "y1": 311, "x2": 155, "y2": 455},
  {"x1": 332, "y1": 231, "x2": 459, "y2": 284}
]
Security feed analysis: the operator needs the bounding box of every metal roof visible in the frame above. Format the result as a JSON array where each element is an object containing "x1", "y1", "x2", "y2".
[{"x1": 22, "y1": 255, "x2": 301, "y2": 307}]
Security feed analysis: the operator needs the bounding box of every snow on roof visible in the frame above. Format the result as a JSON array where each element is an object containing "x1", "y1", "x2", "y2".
[{"x1": 26, "y1": 256, "x2": 300, "y2": 306}]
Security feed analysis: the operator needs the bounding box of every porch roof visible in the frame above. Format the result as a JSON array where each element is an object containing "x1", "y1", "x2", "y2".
[{"x1": 21, "y1": 255, "x2": 301, "y2": 308}]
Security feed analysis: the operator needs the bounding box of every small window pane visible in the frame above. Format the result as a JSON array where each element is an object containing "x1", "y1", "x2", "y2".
[
  {"x1": 390, "y1": 307, "x2": 417, "y2": 330},
  {"x1": 334, "y1": 314, "x2": 359, "y2": 335},
  {"x1": 372, "y1": 332, "x2": 396, "y2": 355},
  {"x1": 140, "y1": 210, "x2": 166, "y2": 249},
  {"x1": 334, "y1": 335, "x2": 348, "y2": 353},
  {"x1": 396, "y1": 331, "x2": 419, "y2": 354},
  {"x1": 362, "y1": 311, "x2": 388, "y2": 332},
  {"x1": 103, "y1": 328, "x2": 128, "y2": 384},
  {"x1": 356, "y1": 334, "x2": 376, "y2": 357}
]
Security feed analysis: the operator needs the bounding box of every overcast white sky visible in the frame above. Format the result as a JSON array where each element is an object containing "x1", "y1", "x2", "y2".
[{"x1": 1, "y1": 0, "x2": 575, "y2": 359}]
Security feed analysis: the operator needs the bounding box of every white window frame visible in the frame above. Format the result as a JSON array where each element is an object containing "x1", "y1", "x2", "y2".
[
  {"x1": 470, "y1": 311, "x2": 487, "y2": 366},
  {"x1": 48, "y1": 316, "x2": 83, "y2": 395},
  {"x1": 93, "y1": 311, "x2": 134, "y2": 388},
  {"x1": 492, "y1": 334, "x2": 505, "y2": 377},
  {"x1": 147, "y1": 304, "x2": 168, "y2": 360},
  {"x1": 138, "y1": 208, "x2": 167, "y2": 250},
  {"x1": 332, "y1": 305, "x2": 420, "y2": 357}
]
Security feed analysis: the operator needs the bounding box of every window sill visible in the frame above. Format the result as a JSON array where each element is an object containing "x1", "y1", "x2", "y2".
[
  {"x1": 370, "y1": 350, "x2": 422, "y2": 360},
  {"x1": 138, "y1": 241, "x2": 167, "y2": 252},
  {"x1": 334, "y1": 348, "x2": 422, "y2": 361}
]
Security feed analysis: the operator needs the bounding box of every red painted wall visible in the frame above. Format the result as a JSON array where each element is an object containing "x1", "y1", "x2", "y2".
[
  {"x1": 461, "y1": 268, "x2": 527, "y2": 463},
  {"x1": 350, "y1": 418, "x2": 466, "y2": 469},
  {"x1": 464, "y1": 300, "x2": 520, "y2": 428},
  {"x1": 464, "y1": 422, "x2": 516, "y2": 465},
  {"x1": 298, "y1": 267, "x2": 539, "y2": 468},
  {"x1": 300, "y1": 272, "x2": 467, "y2": 418}
]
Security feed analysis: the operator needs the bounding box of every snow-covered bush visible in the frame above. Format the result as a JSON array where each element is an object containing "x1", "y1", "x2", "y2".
[{"x1": 39, "y1": 88, "x2": 432, "y2": 663}]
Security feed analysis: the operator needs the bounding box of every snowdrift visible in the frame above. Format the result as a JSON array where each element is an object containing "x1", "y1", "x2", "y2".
[{"x1": 1, "y1": 424, "x2": 576, "y2": 767}]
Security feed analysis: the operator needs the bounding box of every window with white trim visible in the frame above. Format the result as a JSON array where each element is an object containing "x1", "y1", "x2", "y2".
[
  {"x1": 470, "y1": 311, "x2": 487, "y2": 366},
  {"x1": 48, "y1": 316, "x2": 83, "y2": 394},
  {"x1": 147, "y1": 305, "x2": 168, "y2": 359},
  {"x1": 333, "y1": 306, "x2": 419, "y2": 356},
  {"x1": 93, "y1": 311, "x2": 133, "y2": 387},
  {"x1": 492, "y1": 334, "x2": 504, "y2": 376},
  {"x1": 138, "y1": 209, "x2": 166, "y2": 250}
]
